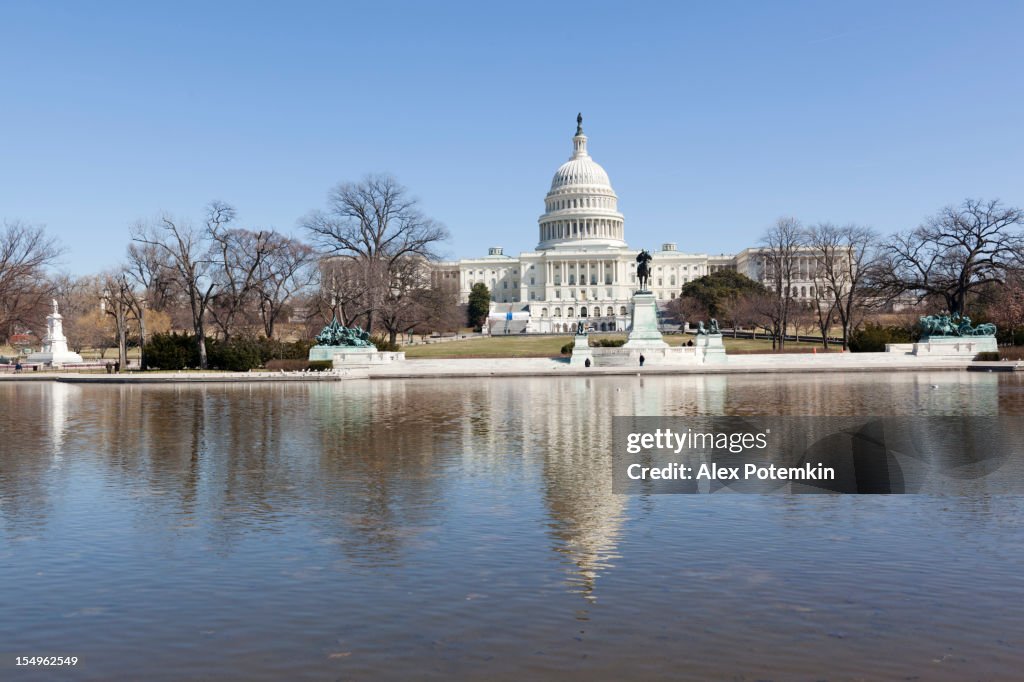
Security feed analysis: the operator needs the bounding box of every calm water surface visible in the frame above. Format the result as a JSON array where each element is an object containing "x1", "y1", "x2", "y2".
[{"x1": 2, "y1": 372, "x2": 1024, "y2": 680}]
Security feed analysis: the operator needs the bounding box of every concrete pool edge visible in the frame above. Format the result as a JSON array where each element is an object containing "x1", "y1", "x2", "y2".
[{"x1": 1, "y1": 358, "x2": 1020, "y2": 383}]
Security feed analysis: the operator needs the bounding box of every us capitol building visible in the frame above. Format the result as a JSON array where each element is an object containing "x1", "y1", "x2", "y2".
[{"x1": 436, "y1": 115, "x2": 819, "y2": 334}]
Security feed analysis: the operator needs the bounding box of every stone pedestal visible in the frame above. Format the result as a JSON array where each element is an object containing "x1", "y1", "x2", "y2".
[
  {"x1": 27, "y1": 300, "x2": 83, "y2": 366},
  {"x1": 696, "y1": 333, "x2": 727, "y2": 363},
  {"x1": 331, "y1": 348, "x2": 405, "y2": 367},
  {"x1": 569, "y1": 334, "x2": 594, "y2": 366},
  {"x1": 911, "y1": 336, "x2": 997, "y2": 356},
  {"x1": 309, "y1": 344, "x2": 405, "y2": 367},
  {"x1": 623, "y1": 293, "x2": 668, "y2": 349}
]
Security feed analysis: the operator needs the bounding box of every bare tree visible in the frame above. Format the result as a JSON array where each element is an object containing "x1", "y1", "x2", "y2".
[
  {"x1": 303, "y1": 174, "x2": 450, "y2": 333},
  {"x1": 208, "y1": 226, "x2": 270, "y2": 341},
  {"x1": 875, "y1": 199, "x2": 1024, "y2": 316},
  {"x1": 101, "y1": 270, "x2": 138, "y2": 371},
  {"x1": 760, "y1": 217, "x2": 804, "y2": 349},
  {"x1": 130, "y1": 202, "x2": 232, "y2": 369},
  {"x1": 126, "y1": 240, "x2": 176, "y2": 352},
  {"x1": 788, "y1": 302, "x2": 817, "y2": 344},
  {"x1": 255, "y1": 234, "x2": 315, "y2": 339},
  {"x1": 0, "y1": 220, "x2": 64, "y2": 341},
  {"x1": 667, "y1": 295, "x2": 709, "y2": 331},
  {"x1": 733, "y1": 291, "x2": 783, "y2": 347},
  {"x1": 807, "y1": 223, "x2": 880, "y2": 350},
  {"x1": 376, "y1": 257, "x2": 457, "y2": 345},
  {"x1": 984, "y1": 269, "x2": 1024, "y2": 337}
]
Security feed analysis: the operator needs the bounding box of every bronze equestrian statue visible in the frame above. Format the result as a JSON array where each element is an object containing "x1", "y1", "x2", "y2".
[{"x1": 636, "y1": 249, "x2": 652, "y2": 292}]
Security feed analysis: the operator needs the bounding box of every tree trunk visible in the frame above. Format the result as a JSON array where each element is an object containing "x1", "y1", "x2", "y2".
[
  {"x1": 138, "y1": 310, "x2": 146, "y2": 361},
  {"x1": 195, "y1": 321, "x2": 208, "y2": 369},
  {"x1": 118, "y1": 326, "x2": 128, "y2": 372}
]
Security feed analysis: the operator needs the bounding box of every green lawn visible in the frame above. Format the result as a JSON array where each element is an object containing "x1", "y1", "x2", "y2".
[{"x1": 403, "y1": 334, "x2": 832, "y2": 359}]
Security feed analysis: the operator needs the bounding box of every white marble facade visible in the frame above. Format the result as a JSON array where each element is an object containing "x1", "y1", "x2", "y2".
[{"x1": 443, "y1": 115, "x2": 821, "y2": 333}]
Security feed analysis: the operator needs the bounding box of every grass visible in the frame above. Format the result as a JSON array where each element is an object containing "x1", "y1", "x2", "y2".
[{"x1": 402, "y1": 333, "x2": 836, "y2": 359}]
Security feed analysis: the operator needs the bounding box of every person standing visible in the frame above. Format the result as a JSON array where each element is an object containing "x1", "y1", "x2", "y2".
[{"x1": 639, "y1": 354, "x2": 645, "y2": 367}]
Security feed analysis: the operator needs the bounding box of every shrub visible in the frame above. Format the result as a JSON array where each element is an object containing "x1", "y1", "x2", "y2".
[
  {"x1": 975, "y1": 351, "x2": 1000, "y2": 361},
  {"x1": 142, "y1": 332, "x2": 198, "y2": 370},
  {"x1": 594, "y1": 338, "x2": 626, "y2": 347},
  {"x1": 144, "y1": 334, "x2": 316, "y2": 371},
  {"x1": 308, "y1": 360, "x2": 333, "y2": 372},
  {"x1": 370, "y1": 334, "x2": 401, "y2": 352},
  {"x1": 208, "y1": 337, "x2": 263, "y2": 372},
  {"x1": 560, "y1": 342, "x2": 574, "y2": 355},
  {"x1": 848, "y1": 324, "x2": 913, "y2": 353}
]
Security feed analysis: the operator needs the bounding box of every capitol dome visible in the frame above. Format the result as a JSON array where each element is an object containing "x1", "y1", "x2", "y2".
[
  {"x1": 550, "y1": 154, "x2": 611, "y2": 190},
  {"x1": 537, "y1": 114, "x2": 627, "y2": 250}
]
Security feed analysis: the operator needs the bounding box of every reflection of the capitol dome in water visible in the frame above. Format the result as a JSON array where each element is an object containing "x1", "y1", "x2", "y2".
[{"x1": 472, "y1": 375, "x2": 736, "y2": 603}]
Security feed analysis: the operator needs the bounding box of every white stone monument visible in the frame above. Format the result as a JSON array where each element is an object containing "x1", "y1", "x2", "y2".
[
  {"x1": 27, "y1": 300, "x2": 84, "y2": 366},
  {"x1": 623, "y1": 292, "x2": 668, "y2": 349},
  {"x1": 569, "y1": 331, "x2": 594, "y2": 366},
  {"x1": 696, "y1": 332, "x2": 727, "y2": 363}
]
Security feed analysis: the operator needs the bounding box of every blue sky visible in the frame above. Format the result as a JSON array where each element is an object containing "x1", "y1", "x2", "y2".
[{"x1": 1, "y1": 1, "x2": 1022, "y2": 273}]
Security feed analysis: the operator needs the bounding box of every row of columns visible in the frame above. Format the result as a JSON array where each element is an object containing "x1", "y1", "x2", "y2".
[
  {"x1": 543, "y1": 259, "x2": 622, "y2": 288},
  {"x1": 540, "y1": 219, "x2": 621, "y2": 242}
]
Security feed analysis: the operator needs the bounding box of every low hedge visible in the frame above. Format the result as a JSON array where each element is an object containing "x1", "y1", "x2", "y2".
[
  {"x1": 974, "y1": 351, "x2": 1000, "y2": 361},
  {"x1": 848, "y1": 323, "x2": 914, "y2": 353},
  {"x1": 143, "y1": 333, "x2": 316, "y2": 371}
]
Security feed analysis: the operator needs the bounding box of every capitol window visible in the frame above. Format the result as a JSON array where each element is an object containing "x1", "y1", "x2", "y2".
[
  {"x1": 619, "y1": 306, "x2": 627, "y2": 316},
  {"x1": 554, "y1": 307, "x2": 561, "y2": 317},
  {"x1": 541, "y1": 307, "x2": 548, "y2": 317},
  {"x1": 567, "y1": 307, "x2": 574, "y2": 317}
]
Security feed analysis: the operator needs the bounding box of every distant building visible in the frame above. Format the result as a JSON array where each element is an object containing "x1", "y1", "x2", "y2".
[{"x1": 437, "y1": 115, "x2": 825, "y2": 333}]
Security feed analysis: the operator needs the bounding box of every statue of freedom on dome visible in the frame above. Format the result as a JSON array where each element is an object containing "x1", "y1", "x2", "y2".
[{"x1": 636, "y1": 249, "x2": 653, "y2": 292}]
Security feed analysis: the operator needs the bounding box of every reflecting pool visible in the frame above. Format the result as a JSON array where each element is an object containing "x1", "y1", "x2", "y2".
[{"x1": 2, "y1": 372, "x2": 1023, "y2": 680}]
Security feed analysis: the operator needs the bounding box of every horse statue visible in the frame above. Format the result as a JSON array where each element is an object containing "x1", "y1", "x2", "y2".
[
  {"x1": 314, "y1": 319, "x2": 375, "y2": 347},
  {"x1": 636, "y1": 249, "x2": 653, "y2": 292},
  {"x1": 695, "y1": 319, "x2": 720, "y2": 336},
  {"x1": 918, "y1": 313, "x2": 997, "y2": 338}
]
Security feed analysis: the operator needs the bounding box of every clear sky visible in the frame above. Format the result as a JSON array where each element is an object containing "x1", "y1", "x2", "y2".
[{"x1": 1, "y1": 1, "x2": 1022, "y2": 274}]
